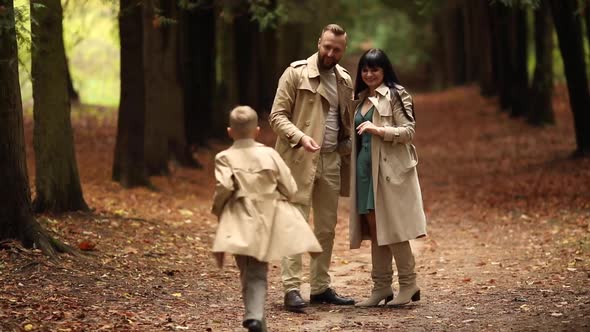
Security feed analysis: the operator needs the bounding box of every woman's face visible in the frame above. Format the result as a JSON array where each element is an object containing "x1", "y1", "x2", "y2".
[{"x1": 361, "y1": 66, "x2": 384, "y2": 91}]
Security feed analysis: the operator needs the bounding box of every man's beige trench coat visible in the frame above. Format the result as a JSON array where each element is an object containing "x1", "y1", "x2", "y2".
[
  {"x1": 349, "y1": 84, "x2": 427, "y2": 249},
  {"x1": 269, "y1": 53, "x2": 353, "y2": 205},
  {"x1": 211, "y1": 139, "x2": 322, "y2": 263}
]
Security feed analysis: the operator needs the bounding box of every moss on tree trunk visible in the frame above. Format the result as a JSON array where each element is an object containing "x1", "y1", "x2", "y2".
[
  {"x1": 30, "y1": 0, "x2": 88, "y2": 212},
  {"x1": 0, "y1": 0, "x2": 74, "y2": 257}
]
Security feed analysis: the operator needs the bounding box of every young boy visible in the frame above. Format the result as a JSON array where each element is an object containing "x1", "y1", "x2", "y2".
[{"x1": 211, "y1": 106, "x2": 322, "y2": 332}]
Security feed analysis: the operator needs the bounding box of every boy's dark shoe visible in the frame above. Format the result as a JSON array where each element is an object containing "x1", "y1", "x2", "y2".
[
  {"x1": 310, "y1": 288, "x2": 355, "y2": 305},
  {"x1": 242, "y1": 319, "x2": 263, "y2": 332},
  {"x1": 284, "y1": 290, "x2": 307, "y2": 313}
]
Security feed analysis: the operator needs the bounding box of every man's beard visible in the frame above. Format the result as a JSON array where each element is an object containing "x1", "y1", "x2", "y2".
[{"x1": 318, "y1": 54, "x2": 337, "y2": 70}]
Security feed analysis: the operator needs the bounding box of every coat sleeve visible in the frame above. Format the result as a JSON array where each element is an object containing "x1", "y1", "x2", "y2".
[
  {"x1": 382, "y1": 88, "x2": 416, "y2": 144},
  {"x1": 211, "y1": 154, "x2": 234, "y2": 218},
  {"x1": 269, "y1": 67, "x2": 306, "y2": 148},
  {"x1": 271, "y1": 150, "x2": 298, "y2": 201}
]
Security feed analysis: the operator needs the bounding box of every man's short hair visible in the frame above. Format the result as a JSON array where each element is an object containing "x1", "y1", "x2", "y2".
[
  {"x1": 320, "y1": 24, "x2": 346, "y2": 39},
  {"x1": 229, "y1": 105, "x2": 258, "y2": 137}
]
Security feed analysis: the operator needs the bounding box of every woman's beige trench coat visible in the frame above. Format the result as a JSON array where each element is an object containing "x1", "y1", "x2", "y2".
[
  {"x1": 349, "y1": 84, "x2": 427, "y2": 249},
  {"x1": 211, "y1": 139, "x2": 322, "y2": 263}
]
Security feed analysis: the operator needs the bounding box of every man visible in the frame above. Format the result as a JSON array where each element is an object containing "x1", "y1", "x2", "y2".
[{"x1": 269, "y1": 24, "x2": 355, "y2": 313}]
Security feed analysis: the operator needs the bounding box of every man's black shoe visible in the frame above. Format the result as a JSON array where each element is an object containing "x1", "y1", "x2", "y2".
[
  {"x1": 242, "y1": 319, "x2": 263, "y2": 332},
  {"x1": 284, "y1": 290, "x2": 307, "y2": 313},
  {"x1": 310, "y1": 288, "x2": 355, "y2": 305}
]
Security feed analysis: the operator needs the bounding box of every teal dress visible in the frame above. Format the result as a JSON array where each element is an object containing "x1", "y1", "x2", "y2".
[{"x1": 355, "y1": 104, "x2": 375, "y2": 215}]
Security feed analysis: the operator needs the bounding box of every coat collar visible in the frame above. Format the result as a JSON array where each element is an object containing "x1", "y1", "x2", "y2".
[
  {"x1": 375, "y1": 83, "x2": 390, "y2": 98},
  {"x1": 231, "y1": 138, "x2": 258, "y2": 148},
  {"x1": 358, "y1": 83, "x2": 390, "y2": 100},
  {"x1": 306, "y1": 53, "x2": 349, "y2": 84}
]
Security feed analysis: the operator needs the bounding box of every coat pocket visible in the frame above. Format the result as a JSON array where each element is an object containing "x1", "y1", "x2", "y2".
[{"x1": 380, "y1": 143, "x2": 418, "y2": 184}]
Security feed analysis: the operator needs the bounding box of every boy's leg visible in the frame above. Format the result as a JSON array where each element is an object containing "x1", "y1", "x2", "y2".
[{"x1": 235, "y1": 255, "x2": 268, "y2": 322}]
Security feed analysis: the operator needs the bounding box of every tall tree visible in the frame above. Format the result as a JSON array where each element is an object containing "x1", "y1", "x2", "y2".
[
  {"x1": 143, "y1": 0, "x2": 190, "y2": 175},
  {"x1": 585, "y1": 0, "x2": 590, "y2": 62},
  {"x1": 509, "y1": 6, "x2": 529, "y2": 117},
  {"x1": 0, "y1": 0, "x2": 70, "y2": 256},
  {"x1": 439, "y1": 3, "x2": 467, "y2": 86},
  {"x1": 215, "y1": 3, "x2": 239, "y2": 134},
  {"x1": 474, "y1": 0, "x2": 495, "y2": 96},
  {"x1": 234, "y1": 7, "x2": 262, "y2": 110},
  {"x1": 461, "y1": 1, "x2": 478, "y2": 83},
  {"x1": 490, "y1": 3, "x2": 517, "y2": 112},
  {"x1": 233, "y1": 1, "x2": 280, "y2": 113},
  {"x1": 549, "y1": 0, "x2": 590, "y2": 156},
  {"x1": 65, "y1": 55, "x2": 79, "y2": 103},
  {"x1": 181, "y1": 0, "x2": 217, "y2": 155},
  {"x1": 113, "y1": 0, "x2": 151, "y2": 188},
  {"x1": 527, "y1": 0, "x2": 555, "y2": 125},
  {"x1": 30, "y1": 0, "x2": 88, "y2": 212}
]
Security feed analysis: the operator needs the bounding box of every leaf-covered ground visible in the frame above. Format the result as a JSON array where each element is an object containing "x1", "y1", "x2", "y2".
[{"x1": 1, "y1": 86, "x2": 589, "y2": 331}]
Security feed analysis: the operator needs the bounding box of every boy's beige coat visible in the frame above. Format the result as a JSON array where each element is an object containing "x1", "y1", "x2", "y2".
[
  {"x1": 212, "y1": 139, "x2": 322, "y2": 262},
  {"x1": 349, "y1": 84, "x2": 427, "y2": 249}
]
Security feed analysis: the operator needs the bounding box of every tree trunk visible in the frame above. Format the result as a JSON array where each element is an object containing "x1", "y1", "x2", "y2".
[
  {"x1": 490, "y1": 3, "x2": 514, "y2": 112},
  {"x1": 113, "y1": 0, "x2": 151, "y2": 188},
  {"x1": 256, "y1": 0, "x2": 278, "y2": 114},
  {"x1": 549, "y1": 0, "x2": 590, "y2": 156},
  {"x1": 461, "y1": 1, "x2": 477, "y2": 83},
  {"x1": 256, "y1": 25, "x2": 279, "y2": 113},
  {"x1": 143, "y1": 0, "x2": 189, "y2": 175},
  {"x1": 234, "y1": 9, "x2": 261, "y2": 110},
  {"x1": 585, "y1": 0, "x2": 590, "y2": 63},
  {"x1": 181, "y1": 0, "x2": 217, "y2": 157},
  {"x1": 528, "y1": 0, "x2": 555, "y2": 126},
  {"x1": 0, "y1": 0, "x2": 72, "y2": 256},
  {"x1": 30, "y1": 0, "x2": 88, "y2": 212},
  {"x1": 444, "y1": 5, "x2": 467, "y2": 85},
  {"x1": 215, "y1": 7, "x2": 238, "y2": 134},
  {"x1": 431, "y1": 16, "x2": 447, "y2": 89},
  {"x1": 509, "y1": 7, "x2": 529, "y2": 118},
  {"x1": 277, "y1": 22, "x2": 305, "y2": 72},
  {"x1": 65, "y1": 55, "x2": 79, "y2": 103},
  {"x1": 474, "y1": 1, "x2": 495, "y2": 96}
]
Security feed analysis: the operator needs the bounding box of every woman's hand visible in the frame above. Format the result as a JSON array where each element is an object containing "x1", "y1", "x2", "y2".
[{"x1": 356, "y1": 121, "x2": 384, "y2": 137}]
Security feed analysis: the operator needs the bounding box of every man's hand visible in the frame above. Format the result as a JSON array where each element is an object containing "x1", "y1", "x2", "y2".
[{"x1": 300, "y1": 135, "x2": 321, "y2": 152}]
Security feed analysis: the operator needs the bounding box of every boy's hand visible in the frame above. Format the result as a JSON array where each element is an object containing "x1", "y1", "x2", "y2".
[{"x1": 213, "y1": 252, "x2": 224, "y2": 268}]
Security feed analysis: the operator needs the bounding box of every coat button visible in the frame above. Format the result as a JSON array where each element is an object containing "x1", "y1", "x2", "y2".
[
  {"x1": 383, "y1": 157, "x2": 387, "y2": 162},
  {"x1": 305, "y1": 120, "x2": 311, "y2": 127},
  {"x1": 386, "y1": 176, "x2": 390, "y2": 182}
]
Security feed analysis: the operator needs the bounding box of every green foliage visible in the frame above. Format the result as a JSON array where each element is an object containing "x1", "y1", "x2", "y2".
[
  {"x1": 178, "y1": 0, "x2": 210, "y2": 11},
  {"x1": 492, "y1": 0, "x2": 541, "y2": 9},
  {"x1": 249, "y1": 0, "x2": 286, "y2": 30},
  {"x1": 15, "y1": 0, "x2": 119, "y2": 108}
]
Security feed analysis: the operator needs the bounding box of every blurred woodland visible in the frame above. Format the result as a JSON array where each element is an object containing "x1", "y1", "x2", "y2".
[{"x1": 0, "y1": 1, "x2": 589, "y2": 330}]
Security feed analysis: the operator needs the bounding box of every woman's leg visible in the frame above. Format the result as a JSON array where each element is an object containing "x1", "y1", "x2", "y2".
[
  {"x1": 365, "y1": 211, "x2": 378, "y2": 243},
  {"x1": 389, "y1": 241, "x2": 420, "y2": 306},
  {"x1": 356, "y1": 212, "x2": 394, "y2": 306}
]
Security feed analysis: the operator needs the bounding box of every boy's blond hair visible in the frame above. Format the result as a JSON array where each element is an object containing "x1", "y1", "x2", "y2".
[{"x1": 229, "y1": 105, "x2": 258, "y2": 138}]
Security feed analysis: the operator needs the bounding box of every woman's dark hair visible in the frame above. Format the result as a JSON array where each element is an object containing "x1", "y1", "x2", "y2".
[{"x1": 354, "y1": 48, "x2": 401, "y2": 99}]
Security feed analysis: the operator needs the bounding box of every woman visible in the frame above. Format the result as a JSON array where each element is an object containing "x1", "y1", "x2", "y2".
[{"x1": 349, "y1": 48, "x2": 427, "y2": 307}]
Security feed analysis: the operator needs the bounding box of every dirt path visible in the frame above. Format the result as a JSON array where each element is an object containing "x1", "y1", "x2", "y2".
[{"x1": 1, "y1": 87, "x2": 589, "y2": 331}]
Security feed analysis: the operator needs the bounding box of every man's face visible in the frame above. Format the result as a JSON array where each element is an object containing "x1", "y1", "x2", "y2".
[{"x1": 317, "y1": 31, "x2": 347, "y2": 70}]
